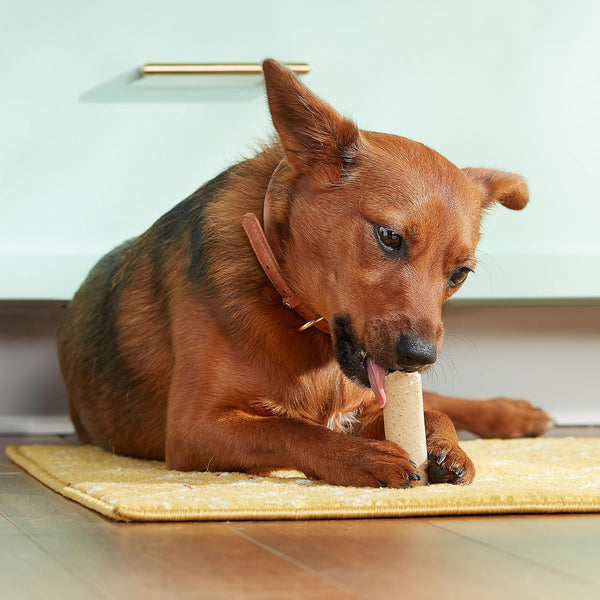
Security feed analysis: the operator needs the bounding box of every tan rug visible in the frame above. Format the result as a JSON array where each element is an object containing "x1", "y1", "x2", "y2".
[{"x1": 7, "y1": 438, "x2": 600, "y2": 522}]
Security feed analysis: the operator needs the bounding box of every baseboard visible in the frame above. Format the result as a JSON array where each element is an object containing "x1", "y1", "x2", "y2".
[
  {"x1": 0, "y1": 415, "x2": 75, "y2": 435},
  {"x1": 550, "y1": 410, "x2": 600, "y2": 427}
]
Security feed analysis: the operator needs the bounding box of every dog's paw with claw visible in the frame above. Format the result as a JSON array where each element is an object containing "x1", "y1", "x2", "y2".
[{"x1": 426, "y1": 439, "x2": 475, "y2": 485}]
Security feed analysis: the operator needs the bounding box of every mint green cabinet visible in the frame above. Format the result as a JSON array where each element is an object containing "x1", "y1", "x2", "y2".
[{"x1": 1, "y1": 0, "x2": 599, "y2": 301}]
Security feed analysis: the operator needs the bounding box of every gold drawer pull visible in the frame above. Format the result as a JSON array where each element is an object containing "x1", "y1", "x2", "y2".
[{"x1": 140, "y1": 63, "x2": 310, "y2": 76}]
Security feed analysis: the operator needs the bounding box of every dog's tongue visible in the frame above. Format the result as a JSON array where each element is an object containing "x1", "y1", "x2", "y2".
[{"x1": 366, "y1": 357, "x2": 387, "y2": 409}]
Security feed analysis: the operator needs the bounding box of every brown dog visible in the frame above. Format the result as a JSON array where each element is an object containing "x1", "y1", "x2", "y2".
[{"x1": 57, "y1": 59, "x2": 551, "y2": 488}]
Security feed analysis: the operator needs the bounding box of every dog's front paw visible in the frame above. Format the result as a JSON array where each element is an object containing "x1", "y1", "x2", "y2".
[
  {"x1": 474, "y1": 397, "x2": 554, "y2": 439},
  {"x1": 427, "y1": 438, "x2": 475, "y2": 485},
  {"x1": 315, "y1": 438, "x2": 421, "y2": 489}
]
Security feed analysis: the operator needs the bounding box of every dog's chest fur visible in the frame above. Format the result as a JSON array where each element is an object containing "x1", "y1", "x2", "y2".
[{"x1": 254, "y1": 361, "x2": 372, "y2": 434}]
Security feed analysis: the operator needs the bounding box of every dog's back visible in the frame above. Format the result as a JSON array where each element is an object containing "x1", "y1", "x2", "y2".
[{"x1": 58, "y1": 146, "x2": 287, "y2": 458}]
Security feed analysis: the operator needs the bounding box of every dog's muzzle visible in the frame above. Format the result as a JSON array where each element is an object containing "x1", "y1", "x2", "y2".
[{"x1": 333, "y1": 314, "x2": 437, "y2": 408}]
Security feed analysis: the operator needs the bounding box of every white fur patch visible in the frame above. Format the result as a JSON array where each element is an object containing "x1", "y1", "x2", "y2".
[{"x1": 327, "y1": 410, "x2": 360, "y2": 434}]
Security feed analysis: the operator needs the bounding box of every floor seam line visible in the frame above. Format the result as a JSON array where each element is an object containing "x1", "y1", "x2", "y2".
[{"x1": 224, "y1": 523, "x2": 363, "y2": 600}]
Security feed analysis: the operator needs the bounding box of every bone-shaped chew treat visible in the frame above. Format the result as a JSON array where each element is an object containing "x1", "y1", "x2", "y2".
[{"x1": 383, "y1": 371, "x2": 428, "y2": 485}]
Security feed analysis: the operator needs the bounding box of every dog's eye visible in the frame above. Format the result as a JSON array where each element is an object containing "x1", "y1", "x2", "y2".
[
  {"x1": 448, "y1": 267, "x2": 472, "y2": 288},
  {"x1": 375, "y1": 225, "x2": 403, "y2": 254}
]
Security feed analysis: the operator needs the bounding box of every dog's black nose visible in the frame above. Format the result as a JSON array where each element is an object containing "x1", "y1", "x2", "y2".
[{"x1": 395, "y1": 335, "x2": 437, "y2": 369}]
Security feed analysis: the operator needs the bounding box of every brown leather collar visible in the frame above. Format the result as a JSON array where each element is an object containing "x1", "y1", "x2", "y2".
[{"x1": 242, "y1": 160, "x2": 331, "y2": 335}]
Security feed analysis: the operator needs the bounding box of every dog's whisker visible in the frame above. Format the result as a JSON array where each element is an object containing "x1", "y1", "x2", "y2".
[
  {"x1": 423, "y1": 360, "x2": 440, "y2": 390},
  {"x1": 433, "y1": 349, "x2": 461, "y2": 392},
  {"x1": 443, "y1": 331, "x2": 479, "y2": 355}
]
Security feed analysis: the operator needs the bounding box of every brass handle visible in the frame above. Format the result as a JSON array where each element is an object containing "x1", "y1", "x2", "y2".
[{"x1": 140, "y1": 63, "x2": 310, "y2": 76}]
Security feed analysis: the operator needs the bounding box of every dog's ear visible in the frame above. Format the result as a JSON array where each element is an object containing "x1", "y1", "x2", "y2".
[
  {"x1": 463, "y1": 168, "x2": 529, "y2": 211},
  {"x1": 262, "y1": 59, "x2": 361, "y2": 182}
]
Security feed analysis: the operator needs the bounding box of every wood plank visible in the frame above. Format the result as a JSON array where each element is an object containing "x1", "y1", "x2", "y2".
[
  {"x1": 30, "y1": 522, "x2": 358, "y2": 600},
  {"x1": 227, "y1": 519, "x2": 599, "y2": 600},
  {"x1": 428, "y1": 515, "x2": 600, "y2": 588},
  {"x1": 0, "y1": 472, "x2": 104, "y2": 534},
  {"x1": 0, "y1": 513, "x2": 98, "y2": 599},
  {"x1": 3, "y1": 466, "x2": 355, "y2": 599}
]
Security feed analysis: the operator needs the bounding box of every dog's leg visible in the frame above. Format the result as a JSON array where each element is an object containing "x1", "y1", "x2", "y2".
[
  {"x1": 424, "y1": 410, "x2": 475, "y2": 484},
  {"x1": 423, "y1": 391, "x2": 553, "y2": 439},
  {"x1": 166, "y1": 398, "x2": 425, "y2": 488}
]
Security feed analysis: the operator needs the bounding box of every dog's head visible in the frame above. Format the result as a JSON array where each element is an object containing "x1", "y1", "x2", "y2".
[{"x1": 262, "y1": 59, "x2": 528, "y2": 405}]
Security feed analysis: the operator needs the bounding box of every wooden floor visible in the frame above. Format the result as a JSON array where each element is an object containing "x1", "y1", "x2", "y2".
[{"x1": 2, "y1": 429, "x2": 600, "y2": 600}]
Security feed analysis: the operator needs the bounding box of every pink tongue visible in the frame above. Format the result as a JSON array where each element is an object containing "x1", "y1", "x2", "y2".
[{"x1": 366, "y1": 357, "x2": 387, "y2": 409}]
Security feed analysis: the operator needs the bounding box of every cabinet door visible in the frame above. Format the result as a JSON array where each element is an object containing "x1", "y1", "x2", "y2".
[{"x1": 1, "y1": 0, "x2": 598, "y2": 301}]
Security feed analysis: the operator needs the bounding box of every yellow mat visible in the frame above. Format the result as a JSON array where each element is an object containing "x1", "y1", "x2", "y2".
[{"x1": 6, "y1": 438, "x2": 600, "y2": 522}]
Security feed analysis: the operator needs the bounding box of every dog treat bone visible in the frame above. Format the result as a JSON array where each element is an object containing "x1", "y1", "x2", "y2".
[{"x1": 383, "y1": 371, "x2": 428, "y2": 485}]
